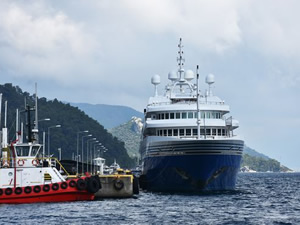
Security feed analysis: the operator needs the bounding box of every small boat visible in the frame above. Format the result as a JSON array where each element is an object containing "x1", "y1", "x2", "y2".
[{"x1": 0, "y1": 96, "x2": 101, "y2": 204}]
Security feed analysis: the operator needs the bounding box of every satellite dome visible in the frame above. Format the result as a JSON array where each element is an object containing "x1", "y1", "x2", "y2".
[
  {"x1": 184, "y1": 70, "x2": 194, "y2": 81},
  {"x1": 205, "y1": 73, "x2": 215, "y2": 85},
  {"x1": 151, "y1": 74, "x2": 161, "y2": 85},
  {"x1": 168, "y1": 71, "x2": 178, "y2": 81}
]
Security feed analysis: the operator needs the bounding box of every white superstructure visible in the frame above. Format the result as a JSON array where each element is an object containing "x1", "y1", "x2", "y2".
[{"x1": 142, "y1": 38, "x2": 240, "y2": 149}]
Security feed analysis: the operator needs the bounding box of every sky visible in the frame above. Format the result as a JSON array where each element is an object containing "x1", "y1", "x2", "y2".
[{"x1": 0, "y1": 0, "x2": 299, "y2": 170}]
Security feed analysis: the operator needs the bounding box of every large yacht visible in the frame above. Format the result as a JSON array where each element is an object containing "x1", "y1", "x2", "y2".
[{"x1": 139, "y1": 39, "x2": 244, "y2": 192}]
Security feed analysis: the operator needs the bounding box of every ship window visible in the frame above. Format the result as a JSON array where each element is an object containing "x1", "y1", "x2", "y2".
[
  {"x1": 212, "y1": 129, "x2": 216, "y2": 135},
  {"x1": 222, "y1": 129, "x2": 226, "y2": 136},
  {"x1": 201, "y1": 112, "x2": 205, "y2": 119},
  {"x1": 31, "y1": 146, "x2": 40, "y2": 156},
  {"x1": 206, "y1": 112, "x2": 211, "y2": 119},
  {"x1": 160, "y1": 130, "x2": 163, "y2": 136},
  {"x1": 174, "y1": 129, "x2": 178, "y2": 136},
  {"x1": 156, "y1": 130, "x2": 159, "y2": 136},
  {"x1": 218, "y1": 129, "x2": 221, "y2": 136},
  {"x1": 193, "y1": 129, "x2": 197, "y2": 136},
  {"x1": 165, "y1": 113, "x2": 169, "y2": 119},
  {"x1": 188, "y1": 112, "x2": 193, "y2": 119},
  {"x1": 206, "y1": 129, "x2": 211, "y2": 135},
  {"x1": 168, "y1": 129, "x2": 172, "y2": 136},
  {"x1": 163, "y1": 130, "x2": 167, "y2": 136},
  {"x1": 158, "y1": 114, "x2": 161, "y2": 120},
  {"x1": 200, "y1": 129, "x2": 205, "y2": 135},
  {"x1": 186, "y1": 129, "x2": 191, "y2": 136},
  {"x1": 170, "y1": 113, "x2": 174, "y2": 119},
  {"x1": 194, "y1": 112, "x2": 198, "y2": 119},
  {"x1": 176, "y1": 112, "x2": 180, "y2": 119},
  {"x1": 216, "y1": 113, "x2": 221, "y2": 119},
  {"x1": 179, "y1": 129, "x2": 184, "y2": 136},
  {"x1": 182, "y1": 112, "x2": 187, "y2": 119},
  {"x1": 151, "y1": 114, "x2": 156, "y2": 120},
  {"x1": 15, "y1": 146, "x2": 30, "y2": 156},
  {"x1": 162, "y1": 114, "x2": 165, "y2": 119}
]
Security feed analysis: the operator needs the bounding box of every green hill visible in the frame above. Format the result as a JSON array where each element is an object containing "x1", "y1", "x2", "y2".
[
  {"x1": 0, "y1": 83, "x2": 135, "y2": 168},
  {"x1": 109, "y1": 117, "x2": 142, "y2": 159}
]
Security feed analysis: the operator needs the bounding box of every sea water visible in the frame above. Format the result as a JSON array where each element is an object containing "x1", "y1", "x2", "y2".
[{"x1": 0, "y1": 172, "x2": 299, "y2": 225}]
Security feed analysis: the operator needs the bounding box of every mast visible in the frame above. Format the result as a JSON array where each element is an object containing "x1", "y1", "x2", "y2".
[
  {"x1": 177, "y1": 38, "x2": 185, "y2": 83},
  {"x1": 196, "y1": 65, "x2": 201, "y2": 140}
]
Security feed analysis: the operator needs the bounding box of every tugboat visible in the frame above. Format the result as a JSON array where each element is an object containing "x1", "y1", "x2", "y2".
[{"x1": 0, "y1": 95, "x2": 101, "y2": 204}]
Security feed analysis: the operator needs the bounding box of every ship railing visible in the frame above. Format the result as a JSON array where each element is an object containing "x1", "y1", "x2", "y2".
[{"x1": 150, "y1": 100, "x2": 225, "y2": 106}]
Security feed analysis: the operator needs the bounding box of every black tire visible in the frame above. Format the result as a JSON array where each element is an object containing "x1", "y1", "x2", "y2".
[
  {"x1": 52, "y1": 183, "x2": 59, "y2": 191},
  {"x1": 15, "y1": 187, "x2": 22, "y2": 195},
  {"x1": 33, "y1": 186, "x2": 41, "y2": 193},
  {"x1": 5, "y1": 188, "x2": 12, "y2": 195},
  {"x1": 113, "y1": 179, "x2": 124, "y2": 191},
  {"x1": 69, "y1": 180, "x2": 76, "y2": 188},
  {"x1": 24, "y1": 186, "x2": 32, "y2": 194},
  {"x1": 87, "y1": 177, "x2": 100, "y2": 193},
  {"x1": 43, "y1": 184, "x2": 50, "y2": 192},
  {"x1": 76, "y1": 179, "x2": 87, "y2": 191},
  {"x1": 61, "y1": 182, "x2": 68, "y2": 189},
  {"x1": 133, "y1": 176, "x2": 139, "y2": 195},
  {"x1": 0, "y1": 189, "x2": 3, "y2": 195}
]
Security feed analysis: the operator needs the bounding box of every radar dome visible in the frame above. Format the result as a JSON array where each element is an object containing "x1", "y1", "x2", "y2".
[
  {"x1": 168, "y1": 71, "x2": 178, "y2": 81},
  {"x1": 184, "y1": 70, "x2": 194, "y2": 81},
  {"x1": 151, "y1": 74, "x2": 161, "y2": 85},
  {"x1": 205, "y1": 73, "x2": 215, "y2": 85}
]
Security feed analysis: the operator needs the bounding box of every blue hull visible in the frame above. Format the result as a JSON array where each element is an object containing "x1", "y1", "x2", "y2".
[
  {"x1": 140, "y1": 139, "x2": 244, "y2": 192},
  {"x1": 142, "y1": 154, "x2": 242, "y2": 192}
]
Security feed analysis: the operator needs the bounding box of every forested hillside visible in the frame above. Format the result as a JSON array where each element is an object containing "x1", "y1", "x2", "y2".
[{"x1": 0, "y1": 83, "x2": 135, "y2": 168}]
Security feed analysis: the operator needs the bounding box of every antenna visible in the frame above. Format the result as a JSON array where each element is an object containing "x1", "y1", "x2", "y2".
[
  {"x1": 35, "y1": 83, "x2": 38, "y2": 130},
  {"x1": 177, "y1": 38, "x2": 185, "y2": 82},
  {"x1": 206, "y1": 74, "x2": 215, "y2": 96},
  {"x1": 196, "y1": 65, "x2": 201, "y2": 140},
  {"x1": 151, "y1": 74, "x2": 161, "y2": 97},
  {"x1": 0, "y1": 93, "x2": 2, "y2": 129}
]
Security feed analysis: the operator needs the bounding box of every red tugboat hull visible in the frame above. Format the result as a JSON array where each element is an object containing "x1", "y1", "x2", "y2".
[{"x1": 0, "y1": 177, "x2": 100, "y2": 204}]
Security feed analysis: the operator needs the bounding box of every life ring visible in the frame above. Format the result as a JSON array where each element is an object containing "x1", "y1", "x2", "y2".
[
  {"x1": 15, "y1": 187, "x2": 22, "y2": 195},
  {"x1": 69, "y1": 180, "x2": 76, "y2": 188},
  {"x1": 52, "y1": 183, "x2": 59, "y2": 191},
  {"x1": 43, "y1": 184, "x2": 50, "y2": 192},
  {"x1": 76, "y1": 179, "x2": 87, "y2": 191},
  {"x1": 32, "y1": 159, "x2": 39, "y2": 166},
  {"x1": 33, "y1": 186, "x2": 41, "y2": 193},
  {"x1": 5, "y1": 188, "x2": 13, "y2": 195},
  {"x1": 60, "y1": 182, "x2": 68, "y2": 189},
  {"x1": 17, "y1": 159, "x2": 25, "y2": 166},
  {"x1": 113, "y1": 179, "x2": 124, "y2": 191},
  {"x1": 24, "y1": 186, "x2": 32, "y2": 194}
]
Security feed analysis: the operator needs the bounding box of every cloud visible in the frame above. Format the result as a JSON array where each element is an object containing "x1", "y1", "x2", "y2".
[{"x1": 0, "y1": 0, "x2": 98, "y2": 84}]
